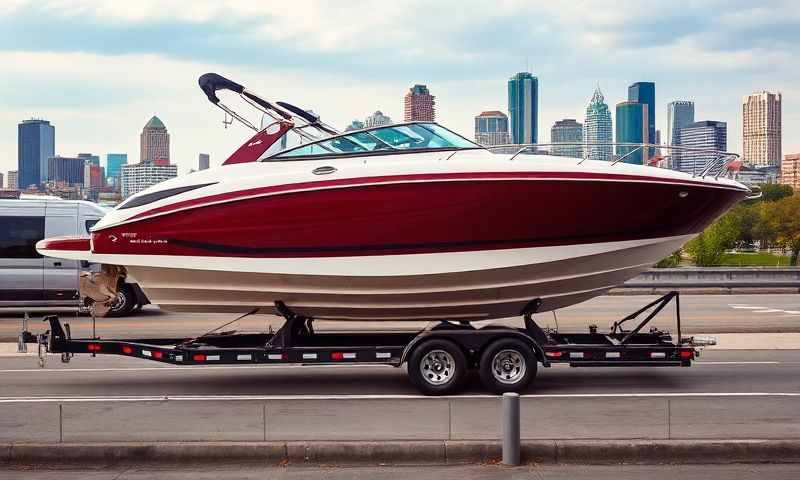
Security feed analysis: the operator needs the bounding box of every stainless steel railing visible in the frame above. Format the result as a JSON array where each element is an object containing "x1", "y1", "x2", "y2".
[{"x1": 484, "y1": 142, "x2": 741, "y2": 180}]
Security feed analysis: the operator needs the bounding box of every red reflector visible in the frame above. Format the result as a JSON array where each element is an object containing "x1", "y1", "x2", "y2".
[
  {"x1": 193, "y1": 354, "x2": 206, "y2": 362},
  {"x1": 545, "y1": 351, "x2": 563, "y2": 358},
  {"x1": 121, "y1": 346, "x2": 133, "y2": 355},
  {"x1": 331, "y1": 352, "x2": 344, "y2": 361},
  {"x1": 680, "y1": 350, "x2": 694, "y2": 359},
  {"x1": 153, "y1": 351, "x2": 164, "y2": 359},
  {"x1": 87, "y1": 343, "x2": 101, "y2": 352}
]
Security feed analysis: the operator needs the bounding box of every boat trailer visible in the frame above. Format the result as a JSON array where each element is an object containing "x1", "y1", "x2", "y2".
[{"x1": 20, "y1": 291, "x2": 714, "y2": 395}]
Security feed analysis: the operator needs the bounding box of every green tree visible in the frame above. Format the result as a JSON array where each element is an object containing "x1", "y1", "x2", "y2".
[
  {"x1": 754, "y1": 183, "x2": 793, "y2": 203},
  {"x1": 764, "y1": 194, "x2": 800, "y2": 265},
  {"x1": 685, "y1": 213, "x2": 740, "y2": 266}
]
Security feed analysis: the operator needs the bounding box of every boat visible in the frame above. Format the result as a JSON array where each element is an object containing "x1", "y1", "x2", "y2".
[{"x1": 36, "y1": 73, "x2": 751, "y2": 321}]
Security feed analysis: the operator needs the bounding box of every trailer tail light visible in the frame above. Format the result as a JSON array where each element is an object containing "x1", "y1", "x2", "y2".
[
  {"x1": 122, "y1": 346, "x2": 133, "y2": 355},
  {"x1": 152, "y1": 351, "x2": 164, "y2": 359},
  {"x1": 331, "y1": 352, "x2": 356, "y2": 361},
  {"x1": 193, "y1": 354, "x2": 206, "y2": 362},
  {"x1": 87, "y1": 343, "x2": 102, "y2": 352},
  {"x1": 545, "y1": 351, "x2": 563, "y2": 358},
  {"x1": 680, "y1": 349, "x2": 694, "y2": 360}
]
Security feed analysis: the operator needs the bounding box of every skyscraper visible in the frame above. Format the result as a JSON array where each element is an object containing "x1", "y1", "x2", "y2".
[
  {"x1": 18, "y1": 119, "x2": 55, "y2": 189},
  {"x1": 106, "y1": 153, "x2": 127, "y2": 180},
  {"x1": 199, "y1": 153, "x2": 210, "y2": 171},
  {"x1": 121, "y1": 162, "x2": 178, "y2": 198},
  {"x1": 474, "y1": 111, "x2": 512, "y2": 146},
  {"x1": 615, "y1": 101, "x2": 649, "y2": 164},
  {"x1": 583, "y1": 86, "x2": 613, "y2": 161},
  {"x1": 742, "y1": 91, "x2": 782, "y2": 167},
  {"x1": 404, "y1": 84, "x2": 435, "y2": 121},
  {"x1": 7, "y1": 171, "x2": 18, "y2": 190},
  {"x1": 140, "y1": 116, "x2": 170, "y2": 163},
  {"x1": 47, "y1": 156, "x2": 86, "y2": 185},
  {"x1": 77, "y1": 153, "x2": 100, "y2": 166},
  {"x1": 364, "y1": 111, "x2": 392, "y2": 128},
  {"x1": 508, "y1": 72, "x2": 538, "y2": 144},
  {"x1": 628, "y1": 82, "x2": 655, "y2": 157},
  {"x1": 666, "y1": 100, "x2": 695, "y2": 169},
  {"x1": 678, "y1": 121, "x2": 727, "y2": 175},
  {"x1": 551, "y1": 119, "x2": 583, "y2": 159}
]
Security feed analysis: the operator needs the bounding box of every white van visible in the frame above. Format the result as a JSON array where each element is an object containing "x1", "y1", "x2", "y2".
[{"x1": 0, "y1": 194, "x2": 148, "y2": 316}]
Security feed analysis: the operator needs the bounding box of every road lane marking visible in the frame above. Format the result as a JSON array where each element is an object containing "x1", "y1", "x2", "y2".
[{"x1": 1, "y1": 392, "x2": 800, "y2": 402}]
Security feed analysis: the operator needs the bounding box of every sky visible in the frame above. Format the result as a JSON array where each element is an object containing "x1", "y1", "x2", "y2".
[{"x1": 1, "y1": 0, "x2": 798, "y2": 175}]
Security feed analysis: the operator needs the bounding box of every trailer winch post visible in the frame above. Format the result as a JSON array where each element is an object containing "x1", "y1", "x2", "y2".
[{"x1": 502, "y1": 392, "x2": 521, "y2": 465}]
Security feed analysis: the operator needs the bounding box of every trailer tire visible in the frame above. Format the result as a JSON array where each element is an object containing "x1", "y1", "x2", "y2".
[
  {"x1": 407, "y1": 339, "x2": 467, "y2": 396},
  {"x1": 479, "y1": 338, "x2": 536, "y2": 394},
  {"x1": 106, "y1": 283, "x2": 136, "y2": 317}
]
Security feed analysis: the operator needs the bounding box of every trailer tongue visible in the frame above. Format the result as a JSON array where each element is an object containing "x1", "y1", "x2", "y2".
[{"x1": 22, "y1": 292, "x2": 713, "y2": 395}]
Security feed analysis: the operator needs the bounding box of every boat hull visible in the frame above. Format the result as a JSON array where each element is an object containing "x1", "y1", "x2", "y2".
[
  {"x1": 38, "y1": 161, "x2": 749, "y2": 321},
  {"x1": 124, "y1": 234, "x2": 692, "y2": 320}
]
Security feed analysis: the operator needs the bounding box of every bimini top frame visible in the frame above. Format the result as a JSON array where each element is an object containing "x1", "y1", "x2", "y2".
[{"x1": 198, "y1": 72, "x2": 340, "y2": 143}]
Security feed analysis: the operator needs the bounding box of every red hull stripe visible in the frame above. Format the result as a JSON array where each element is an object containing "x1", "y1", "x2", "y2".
[
  {"x1": 38, "y1": 237, "x2": 90, "y2": 252},
  {"x1": 119, "y1": 171, "x2": 746, "y2": 227},
  {"x1": 91, "y1": 178, "x2": 746, "y2": 258}
]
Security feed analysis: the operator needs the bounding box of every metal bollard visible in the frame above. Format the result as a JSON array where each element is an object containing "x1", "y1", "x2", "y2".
[
  {"x1": 18, "y1": 312, "x2": 30, "y2": 353},
  {"x1": 502, "y1": 392, "x2": 520, "y2": 466}
]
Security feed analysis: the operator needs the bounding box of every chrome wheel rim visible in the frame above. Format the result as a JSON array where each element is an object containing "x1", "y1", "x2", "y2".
[
  {"x1": 492, "y1": 349, "x2": 526, "y2": 385},
  {"x1": 420, "y1": 349, "x2": 456, "y2": 386}
]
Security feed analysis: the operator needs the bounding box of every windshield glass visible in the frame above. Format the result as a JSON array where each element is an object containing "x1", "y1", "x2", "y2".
[{"x1": 269, "y1": 123, "x2": 479, "y2": 159}]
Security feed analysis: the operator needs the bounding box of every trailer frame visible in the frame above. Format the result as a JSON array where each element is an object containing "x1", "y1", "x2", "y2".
[{"x1": 21, "y1": 291, "x2": 711, "y2": 395}]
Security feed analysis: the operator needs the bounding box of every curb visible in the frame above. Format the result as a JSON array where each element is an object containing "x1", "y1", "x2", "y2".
[{"x1": 3, "y1": 440, "x2": 800, "y2": 466}]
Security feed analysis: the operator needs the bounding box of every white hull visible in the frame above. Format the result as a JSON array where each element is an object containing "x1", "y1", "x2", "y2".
[{"x1": 117, "y1": 234, "x2": 692, "y2": 321}]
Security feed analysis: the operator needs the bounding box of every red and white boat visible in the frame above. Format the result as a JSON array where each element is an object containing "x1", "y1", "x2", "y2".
[{"x1": 37, "y1": 74, "x2": 750, "y2": 321}]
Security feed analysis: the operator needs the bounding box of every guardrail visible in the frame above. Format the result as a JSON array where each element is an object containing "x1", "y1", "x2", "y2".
[{"x1": 620, "y1": 267, "x2": 800, "y2": 290}]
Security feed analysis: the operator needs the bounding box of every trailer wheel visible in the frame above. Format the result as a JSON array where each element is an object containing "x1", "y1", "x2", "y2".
[
  {"x1": 407, "y1": 339, "x2": 467, "y2": 396},
  {"x1": 479, "y1": 338, "x2": 536, "y2": 394},
  {"x1": 106, "y1": 284, "x2": 135, "y2": 317}
]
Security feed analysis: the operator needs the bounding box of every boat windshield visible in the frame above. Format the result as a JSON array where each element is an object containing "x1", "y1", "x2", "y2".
[{"x1": 267, "y1": 123, "x2": 480, "y2": 160}]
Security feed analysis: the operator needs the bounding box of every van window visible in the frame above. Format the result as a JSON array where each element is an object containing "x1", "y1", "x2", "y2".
[
  {"x1": 0, "y1": 216, "x2": 44, "y2": 258},
  {"x1": 85, "y1": 219, "x2": 99, "y2": 233}
]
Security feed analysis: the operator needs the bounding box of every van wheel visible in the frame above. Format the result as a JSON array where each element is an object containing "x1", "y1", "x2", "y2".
[
  {"x1": 407, "y1": 339, "x2": 467, "y2": 396},
  {"x1": 107, "y1": 284, "x2": 135, "y2": 317},
  {"x1": 479, "y1": 338, "x2": 536, "y2": 394}
]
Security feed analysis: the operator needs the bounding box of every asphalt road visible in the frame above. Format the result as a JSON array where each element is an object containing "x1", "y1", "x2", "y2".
[
  {"x1": 1, "y1": 349, "x2": 799, "y2": 397},
  {"x1": 2, "y1": 294, "x2": 800, "y2": 342},
  {"x1": 2, "y1": 464, "x2": 798, "y2": 480}
]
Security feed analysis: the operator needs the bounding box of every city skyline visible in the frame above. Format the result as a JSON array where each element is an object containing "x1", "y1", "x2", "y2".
[{"x1": 0, "y1": 1, "x2": 798, "y2": 175}]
